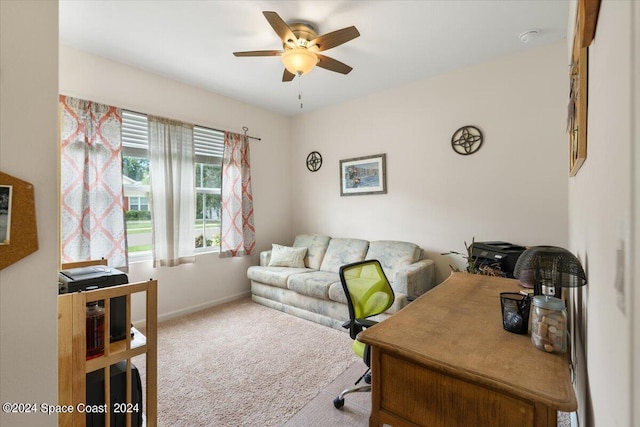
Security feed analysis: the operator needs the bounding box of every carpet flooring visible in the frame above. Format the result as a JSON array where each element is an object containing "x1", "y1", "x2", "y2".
[
  {"x1": 133, "y1": 297, "x2": 358, "y2": 426},
  {"x1": 283, "y1": 360, "x2": 370, "y2": 427}
]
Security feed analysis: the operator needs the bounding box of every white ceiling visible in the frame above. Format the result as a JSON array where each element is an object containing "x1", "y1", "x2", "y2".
[{"x1": 59, "y1": 0, "x2": 570, "y2": 116}]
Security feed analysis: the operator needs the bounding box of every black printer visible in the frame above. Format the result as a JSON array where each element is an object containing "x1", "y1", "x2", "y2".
[
  {"x1": 471, "y1": 241, "x2": 526, "y2": 278},
  {"x1": 58, "y1": 266, "x2": 129, "y2": 342}
]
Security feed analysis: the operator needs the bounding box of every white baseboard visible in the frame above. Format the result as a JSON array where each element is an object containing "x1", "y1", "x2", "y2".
[{"x1": 133, "y1": 291, "x2": 251, "y2": 328}]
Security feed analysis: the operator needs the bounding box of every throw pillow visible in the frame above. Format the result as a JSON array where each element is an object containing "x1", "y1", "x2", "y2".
[{"x1": 268, "y1": 244, "x2": 308, "y2": 268}]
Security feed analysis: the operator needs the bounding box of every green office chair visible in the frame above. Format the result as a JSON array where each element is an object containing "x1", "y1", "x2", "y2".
[{"x1": 333, "y1": 259, "x2": 395, "y2": 410}]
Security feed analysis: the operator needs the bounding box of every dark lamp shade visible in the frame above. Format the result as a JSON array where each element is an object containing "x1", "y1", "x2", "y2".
[{"x1": 513, "y1": 246, "x2": 587, "y2": 288}]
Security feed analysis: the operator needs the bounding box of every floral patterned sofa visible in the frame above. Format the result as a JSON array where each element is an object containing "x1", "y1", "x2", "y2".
[{"x1": 247, "y1": 234, "x2": 436, "y2": 330}]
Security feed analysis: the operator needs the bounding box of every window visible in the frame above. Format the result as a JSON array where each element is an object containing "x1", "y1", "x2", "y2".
[
  {"x1": 121, "y1": 110, "x2": 223, "y2": 259},
  {"x1": 122, "y1": 111, "x2": 151, "y2": 258},
  {"x1": 129, "y1": 196, "x2": 148, "y2": 211},
  {"x1": 194, "y1": 126, "x2": 224, "y2": 251}
]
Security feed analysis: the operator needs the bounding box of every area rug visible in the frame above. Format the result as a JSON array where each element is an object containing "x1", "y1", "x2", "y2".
[{"x1": 133, "y1": 297, "x2": 358, "y2": 426}]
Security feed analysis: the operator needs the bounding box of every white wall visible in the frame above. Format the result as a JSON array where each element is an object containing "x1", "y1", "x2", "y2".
[
  {"x1": 568, "y1": 1, "x2": 638, "y2": 426},
  {"x1": 634, "y1": 3, "x2": 640, "y2": 425},
  {"x1": 59, "y1": 46, "x2": 293, "y2": 323},
  {"x1": 291, "y1": 42, "x2": 569, "y2": 283},
  {"x1": 0, "y1": 1, "x2": 59, "y2": 426}
]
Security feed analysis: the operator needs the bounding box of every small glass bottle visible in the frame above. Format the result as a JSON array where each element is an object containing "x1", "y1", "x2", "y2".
[
  {"x1": 530, "y1": 295, "x2": 567, "y2": 354},
  {"x1": 86, "y1": 300, "x2": 105, "y2": 360}
]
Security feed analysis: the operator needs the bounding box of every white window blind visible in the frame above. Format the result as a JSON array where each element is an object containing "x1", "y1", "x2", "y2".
[
  {"x1": 194, "y1": 126, "x2": 224, "y2": 162},
  {"x1": 122, "y1": 110, "x2": 148, "y2": 152},
  {"x1": 122, "y1": 110, "x2": 223, "y2": 159}
]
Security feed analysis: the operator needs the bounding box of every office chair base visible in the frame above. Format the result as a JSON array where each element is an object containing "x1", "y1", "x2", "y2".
[{"x1": 333, "y1": 384, "x2": 371, "y2": 409}]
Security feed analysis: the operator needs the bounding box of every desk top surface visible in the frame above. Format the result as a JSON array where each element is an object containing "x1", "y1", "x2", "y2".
[{"x1": 358, "y1": 272, "x2": 577, "y2": 411}]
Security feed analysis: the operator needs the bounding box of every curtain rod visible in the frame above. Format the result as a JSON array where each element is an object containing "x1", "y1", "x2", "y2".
[
  {"x1": 208, "y1": 125, "x2": 261, "y2": 141},
  {"x1": 241, "y1": 126, "x2": 261, "y2": 141},
  {"x1": 122, "y1": 107, "x2": 261, "y2": 141}
]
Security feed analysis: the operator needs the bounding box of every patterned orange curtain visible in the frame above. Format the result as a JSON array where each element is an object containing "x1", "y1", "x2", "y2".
[
  {"x1": 219, "y1": 131, "x2": 255, "y2": 257},
  {"x1": 59, "y1": 95, "x2": 127, "y2": 269}
]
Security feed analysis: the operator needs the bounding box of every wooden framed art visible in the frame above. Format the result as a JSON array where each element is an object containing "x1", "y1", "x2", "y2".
[
  {"x1": 340, "y1": 153, "x2": 387, "y2": 196},
  {"x1": 568, "y1": 0, "x2": 601, "y2": 177},
  {"x1": 568, "y1": 43, "x2": 587, "y2": 177}
]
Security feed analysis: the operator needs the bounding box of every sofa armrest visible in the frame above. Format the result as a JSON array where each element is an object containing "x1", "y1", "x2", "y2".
[
  {"x1": 260, "y1": 250, "x2": 272, "y2": 266},
  {"x1": 392, "y1": 259, "x2": 436, "y2": 300}
]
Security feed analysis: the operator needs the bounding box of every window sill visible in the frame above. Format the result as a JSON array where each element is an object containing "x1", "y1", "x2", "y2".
[{"x1": 127, "y1": 248, "x2": 220, "y2": 264}]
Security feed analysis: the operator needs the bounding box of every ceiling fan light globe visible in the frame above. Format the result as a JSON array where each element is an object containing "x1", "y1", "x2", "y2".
[{"x1": 281, "y1": 48, "x2": 318, "y2": 76}]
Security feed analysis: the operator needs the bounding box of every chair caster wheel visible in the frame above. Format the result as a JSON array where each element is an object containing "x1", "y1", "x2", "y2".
[
  {"x1": 333, "y1": 396, "x2": 345, "y2": 409},
  {"x1": 364, "y1": 372, "x2": 372, "y2": 384}
]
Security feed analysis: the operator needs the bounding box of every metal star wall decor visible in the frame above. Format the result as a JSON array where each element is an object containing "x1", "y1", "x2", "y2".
[
  {"x1": 451, "y1": 126, "x2": 483, "y2": 155},
  {"x1": 306, "y1": 151, "x2": 322, "y2": 172}
]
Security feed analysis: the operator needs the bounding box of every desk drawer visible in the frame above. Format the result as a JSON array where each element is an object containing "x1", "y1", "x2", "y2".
[{"x1": 379, "y1": 353, "x2": 535, "y2": 427}]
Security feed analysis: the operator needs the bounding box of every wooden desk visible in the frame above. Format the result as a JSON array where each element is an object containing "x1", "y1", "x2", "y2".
[{"x1": 357, "y1": 272, "x2": 577, "y2": 427}]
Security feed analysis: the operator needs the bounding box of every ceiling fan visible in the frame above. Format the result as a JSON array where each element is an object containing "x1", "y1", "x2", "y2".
[{"x1": 233, "y1": 11, "x2": 360, "y2": 82}]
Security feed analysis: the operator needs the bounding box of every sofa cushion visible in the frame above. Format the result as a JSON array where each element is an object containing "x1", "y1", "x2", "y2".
[
  {"x1": 365, "y1": 241, "x2": 422, "y2": 282},
  {"x1": 287, "y1": 271, "x2": 341, "y2": 300},
  {"x1": 328, "y1": 282, "x2": 348, "y2": 304},
  {"x1": 319, "y1": 238, "x2": 369, "y2": 273},
  {"x1": 247, "y1": 266, "x2": 311, "y2": 289},
  {"x1": 268, "y1": 244, "x2": 307, "y2": 268},
  {"x1": 293, "y1": 234, "x2": 331, "y2": 270}
]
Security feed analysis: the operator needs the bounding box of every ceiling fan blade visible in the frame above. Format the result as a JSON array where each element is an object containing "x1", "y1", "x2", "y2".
[
  {"x1": 233, "y1": 50, "x2": 283, "y2": 57},
  {"x1": 282, "y1": 69, "x2": 296, "y2": 82},
  {"x1": 316, "y1": 54, "x2": 353, "y2": 75},
  {"x1": 309, "y1": 26, "x2": 360, "y2": 52},
  {"x1": 263, "y1": 11, "x2": 297, "y2": 44}
]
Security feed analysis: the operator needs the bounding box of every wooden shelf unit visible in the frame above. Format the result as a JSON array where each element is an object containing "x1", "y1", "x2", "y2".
[{"x1": 58, "y1": 279, "x2": 157, "y2": 427}]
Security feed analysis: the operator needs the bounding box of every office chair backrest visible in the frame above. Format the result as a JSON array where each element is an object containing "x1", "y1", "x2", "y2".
[{"x1": 339, "y1": 260, "x2": 395, "y2": 322}]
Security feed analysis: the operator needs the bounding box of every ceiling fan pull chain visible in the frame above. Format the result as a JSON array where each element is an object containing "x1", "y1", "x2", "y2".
[{"x1": 298, "y1": 74, "x2": 303, "y2": 109}]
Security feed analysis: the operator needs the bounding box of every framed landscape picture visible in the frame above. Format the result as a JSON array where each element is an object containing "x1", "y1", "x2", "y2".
[{"x1": 340, "y1": 153, "x2": 387, "y2": 196}]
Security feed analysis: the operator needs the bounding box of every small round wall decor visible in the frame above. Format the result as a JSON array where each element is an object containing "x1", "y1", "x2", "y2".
[
  {"x1": 306, "y1": 151, "x2": 322, "y2": 172},
  {"x1": 451, "y1": 126, "x2": 483, "y2": 155}
]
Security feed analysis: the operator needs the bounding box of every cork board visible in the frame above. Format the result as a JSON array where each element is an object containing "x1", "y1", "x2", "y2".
[{"x1": 0, "y1": 171, "x2": 38, "y2": 270}]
